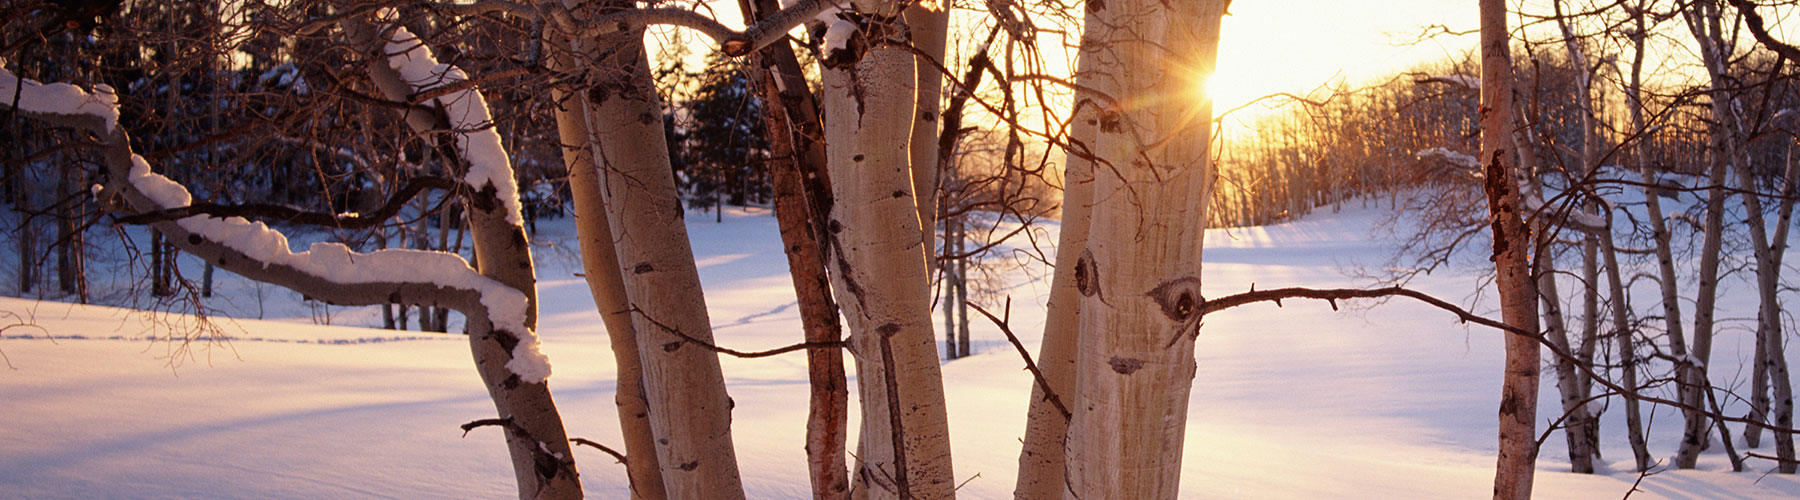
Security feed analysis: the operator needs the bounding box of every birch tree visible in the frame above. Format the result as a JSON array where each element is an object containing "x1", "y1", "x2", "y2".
[
  {"x1": 540, "y1": 3, "x2": 668, "y2": 495},
  {"x1": 1013, "y1": 8, "x2": 1098, "y2": 497},
  {"x1": 583, "y1": 11, "x2": 747, "y2": 499}
]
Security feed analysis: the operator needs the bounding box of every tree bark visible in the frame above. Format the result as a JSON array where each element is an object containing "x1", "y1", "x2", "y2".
[
  {"x1": 1676, "y1": 1, "x2": 1735, "y2": 467},
  {"x1": 1624, "y1": 5, "x2": 1689, "y2": 460},
  {"x1": 584, "y1": 10, "x2": 746, "y2": 497},
  {"x1": 542, "y1": 5, "x2": 670, "y2": 495},
  {"x1": 1599, "y1": 210, "x2": 1653, "y2": 471},
  {"x1": 904, "y1": 1, "x2": 949, "y2": 271},
  {"x1": 818, "y1": 3, "x2": 956, "y2": 497},
  {"x1": 1011, "y1": 37, "x2": 1096, "y2": 499},
  {"x1": 348, "y1": 18, "x2": 582, "y2": 498},
  {"x1": 738, "y1": 0, "x2": 852, "y2": 495},
  {"x1": 1060, "y1": 1, "x2": 1225, "y2": 498},
  {"x1": 2, "y1": 62, "x2": 577, "y2": 499},
  {"x1": 1479, "y1": 1, "x2": 1541, "y2": 498}
]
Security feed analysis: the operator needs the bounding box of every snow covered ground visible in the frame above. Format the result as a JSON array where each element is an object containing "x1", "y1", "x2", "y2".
[{"x1": 2, "y1": 203, "x2": 1797, "y2": 499}]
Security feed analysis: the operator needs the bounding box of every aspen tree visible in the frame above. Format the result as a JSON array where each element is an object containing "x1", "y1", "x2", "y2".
[
  {"x1": 1012, "y1": 16, "x2": 1098, "y2": 498},
  {"x1": 817, "y1": 1, "x2": 956, "y2": 497},
  {"x1": 1059, "y1": 0, "x2": 1225, "y2": 498},
  {"x1": 1479, "y1": 0, "x2": 1541, "y2": 497},
  {"x1": 541, "y1": 2, "x2": 669, "y2": 494},
  {"x1": 1676, "y1": 0, "x2": 1736, "y2": 468}
]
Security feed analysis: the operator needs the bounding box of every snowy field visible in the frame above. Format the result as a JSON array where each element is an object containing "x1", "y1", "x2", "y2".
[{"x1": 2, "y1": 203, "x2": 1798, "y2": 499}]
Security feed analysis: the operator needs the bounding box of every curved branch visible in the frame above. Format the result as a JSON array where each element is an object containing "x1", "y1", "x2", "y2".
[
  {"x1": 444, "y1": 0, "x2": 836, "y2": 57},
  {"x1": 0, "y1": 67, "x2": 527, "y2": 357},
  {"x1": 1724, "y1": 0, "x2": 1800, "y2": 63}
]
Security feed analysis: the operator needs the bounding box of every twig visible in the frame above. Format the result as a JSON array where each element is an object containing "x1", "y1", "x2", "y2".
[
  {"x1": 626, "y1": 306, "x2": 845, "y2": 358},
  {"x1": 1746, "y1": 452, "x2": 1800, "y2": 465},
  {"x1": 1618, "y1": 460, "x2": 1661, "y2": 500},
  {"x1": 953, "y1": 472, "x2": 982, "y2": 491},
  {"x1": 1169, "y1": 285, "x2": 1517, "y2": 347},
  {"x1": 460, "y1": 417, "x2": 520, "y2": 437},
  {"x1": 570, "y1": 437, "x2": 629, "y2": 465},
  {"x1": 1188, "y1": 285, "x2": 1800, "y2": 435},
  {"x1": 968, "y1": 299, "x2": 1071, "y2": 420},
  {"x1": 113, "y1": 176, "x2": 465, "y2": 229}
]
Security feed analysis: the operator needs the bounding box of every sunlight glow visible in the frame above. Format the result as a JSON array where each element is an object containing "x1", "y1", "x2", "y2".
[{"x1": 1213, "y1": 1, "x2": 1474, "y2": 124}]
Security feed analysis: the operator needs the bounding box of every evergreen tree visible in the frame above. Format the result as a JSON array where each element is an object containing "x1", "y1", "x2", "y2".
[{"x1": 674, "y1": 54, "x2": 769, "y2": 212}]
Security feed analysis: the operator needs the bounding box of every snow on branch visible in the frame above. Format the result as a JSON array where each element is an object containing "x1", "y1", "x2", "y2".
[
  {"x1": 1412, "y1": 73, "x2": 1480, "y2": 90},
  {"x1": 1521, "y1": 189, "x2": 1608, "y2": 234},
  {"x1": 1415, "y1": 147, "x2": 1481, "y2": 169},
  {"x1": 377, "y1": 13, "x2": 525, "y2": 226},
  {"x1": 439, "y1": 0, "x2": 840, "y2": 57},
  {"x1": 0, "y1": 66, "x2": 552, "y2": 383},
  {"x1": 0, "y1": 71, "x2": 120, "y2": 132}
]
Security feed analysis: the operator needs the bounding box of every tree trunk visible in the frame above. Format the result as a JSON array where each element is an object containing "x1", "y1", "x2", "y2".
[
  {"x1": 1061, "y1": 1, "x2": 1225, "y2": 498},
  {"x1": 943, "y1": 215, "x2": 961, "y2": 360},
  {"x1": 1676, "y1": 2, "x2": 1734, "y2": 467},
  {"x1": 1599, "y1": 211, "x2": 1653, "y2": 471},
  {"x1": 542, "y1": 7, "x2": 670, "y2": 496},
  {"x1": 348, "y1": 18, "x2": 582, "y2": 498},
  {"x1": 1625, "y1": 6, "x2": 1690, "y2": 460},
  {"x1": 1479, "y1": 1, "x2": 1541, "y2": 498},
  {"x1": 954, "y1": 230, "x2": 968, "y2": 359},
  {"x1": 3, "y1": 60, "x2": 577, "y2": 499},
  {"x1": 737, "y1": 0, "x2": 853, "y2": 495},
  {"x1": 585, "y1": 13, "x2": 745, "y2": 498},
  {"x1": 1011, "y1": 37, "x2": 1097, "y2": 497},
  {"x1": 1530, "y1": 242, "x2": 1595, "y2": 473},
  {"x1": 904, "y1": 1, "x2": 949, "y2": 271},
  {"x1": 818, "y1": 4, "x2": 956, "y2": 497}
]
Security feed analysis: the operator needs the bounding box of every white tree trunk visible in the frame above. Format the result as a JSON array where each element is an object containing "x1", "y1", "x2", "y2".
[
  {"x1": 1060, "y1": 1, "x2": 1225, "y2": 498},
  {"x1": 905, "y1": 1, "x2": 949, "y2": 270},
  {"x1": 1625, "y1": 7, "x2": 1687, "y2": 465},
  {"x1": 2, "y1": 59, "x2": 578, "y2": 500},
  {"x1": 543, "y1": 10, "x2": 670, "y2": 495},
  {"x1": 586, "y1": 22, "x2": 746, "y2": 499},
  {"x1": 1012, "y1": 28, "x2": 1099, "y2": 499},
  {"x1": 818, "y1": 3, "x2": 956, "y2": 497},
  {"x1": 1677, "y1": 2, "x2": 1735, "y2": 467}
]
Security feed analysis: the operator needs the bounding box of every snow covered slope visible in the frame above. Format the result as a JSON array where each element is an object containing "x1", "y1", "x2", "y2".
[{"x1": 2, "y1": 204, "x2": 1796, "y2": 499}]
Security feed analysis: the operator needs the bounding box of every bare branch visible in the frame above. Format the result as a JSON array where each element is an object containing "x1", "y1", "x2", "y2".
[
  {"x1": 627, "y1": 306, "x2": 846, "y2": 358},
  {"x1": 968, "y1": 299, "x2": 1071, "y2": 420},
  {"x1": 569, "y1": 437, "x2": 630, "y2": 465}
]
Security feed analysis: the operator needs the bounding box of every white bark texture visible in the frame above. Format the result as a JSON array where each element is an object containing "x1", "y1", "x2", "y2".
[
  {"x1": 1060, "y1": 1, "x2": 1225, "y2": 498},
  {"x1": 349, "y1": 19, "x2": 580, "y2": 499},
  {"x1": 1012, "y1": 26, "x2": 1099, "y2": 499},
  {"x1": 1677, "y1": 2, "x2": 1732, "y2": 467},
  {"x1": 586, "y1": 21, "x2": 746, "y2": 499},
  {"x1": 542, "y1": 9, "x2": 670, "y2": 495},
  {"x1": 819, "y1": 4, "x2": 956, "y2": 498},
  {"x1": 904, "y1": 1, "x2": 949, "y2": 268},
  {"x1": 1624, "y1": 6, "x2": 1685, "y2": 468}
]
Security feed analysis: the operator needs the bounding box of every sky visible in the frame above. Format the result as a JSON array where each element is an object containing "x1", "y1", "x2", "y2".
[
  {"x1": 657, "y1": 1, "x2": 1800, "y2": 131},
  {"x1": 662, "y1": 0, "x2": 1482, "y2": 126},
  {"x1": 1212, "y1": 1, "x2": 1477, "y2": 122}
]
